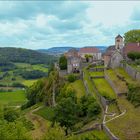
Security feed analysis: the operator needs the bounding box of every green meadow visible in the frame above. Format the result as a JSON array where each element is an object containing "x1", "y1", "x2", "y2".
[{"x1": 0, "y1": 90, "x2": 27, "y2": 107}]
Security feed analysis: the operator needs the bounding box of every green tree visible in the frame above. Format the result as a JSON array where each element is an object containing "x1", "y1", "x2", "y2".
[
  {"x1": 59, "y1": 55, "x2": 67, "y2": 70},
  {"x1": 127, "y1": 52, "x2": 140, "y2": 61},
  {"x1": 3, "y1": 107, "x2": 19, "y2": 122},
  {"x1": 53, "y1": 98, "x2": 78, "y2": 135},
  {"x1": 0, "y1": 120, "x2": 30, "y2": 140},
  {"x1": 43, "y1": 123, "x2": 65, "y2": 140},
  {"x1": 67, "y1": 74, "x2": 76, "y2": 83},
  {"x1": 124, "y1": 29, "x2": 140, "y2": 44}
]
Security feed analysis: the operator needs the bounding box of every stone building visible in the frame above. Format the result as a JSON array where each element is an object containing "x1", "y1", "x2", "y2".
[
  {"x1": 67, "y1": 56, "x2": 81, "y2": 74},
  {"x1": 65, "y1": 48, "x2": 81, "y2": 74},
  {"x1": 104, "y1": 34, "x2": 124, "y2": 68},
  {"x1": 78, "y1": 47, "x2": 102, "y2": 60}
]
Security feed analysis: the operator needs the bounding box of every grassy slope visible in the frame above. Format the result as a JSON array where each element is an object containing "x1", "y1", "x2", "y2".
[
  {"x1": 69, "y1": 80, "x2": 86, "y2": 98},
  {"x1": 90, "y1": 71, "x2": 104, "y2": 77},
  {"x1": 107, "y1": 96, "x2": 140, "y2": 139},
  {"x1": 106, "y1": 68, "x2": 140, "y2": 139},
  {"x1": 83, "y1": 68, "x2": 97, "y2": 98},
  {"x1": 34, "y1": 106, "x2": 54, "y2": 121},
  {"x1": 115, "y1": 68, "x2": 139, "y2": 85},
  {"x1": 93, "y1": 78, "x2": 116, "y2": 99},
  {"x1": 106, "y1": 69, "x2": 127, "y2": 93},
  {"x1": 0, "y1": 90, "x2": 27, "y2": 106}
]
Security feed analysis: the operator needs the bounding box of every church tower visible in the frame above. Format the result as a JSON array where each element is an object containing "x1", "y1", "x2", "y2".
[{"x1": 115, "y1": 34, "x2": 123, "y2": 51}]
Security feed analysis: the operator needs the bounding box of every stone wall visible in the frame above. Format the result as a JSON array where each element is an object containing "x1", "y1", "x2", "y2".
[
  {"x1": 120, "y1": 64, "x2": 140, "y2": 81},
  {"x1": 91, "y1": 78, "x2": 110, "y2": 110}
]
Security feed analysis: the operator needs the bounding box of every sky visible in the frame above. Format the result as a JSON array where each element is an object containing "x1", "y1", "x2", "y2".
[{"x1": 0, "y1": 1, "x2": 140, "y2": 49}]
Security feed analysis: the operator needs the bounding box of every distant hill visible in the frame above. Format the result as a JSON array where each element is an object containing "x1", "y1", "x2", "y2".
[
  {"x1": 0, "y1": 47, "x2": 57, "y2": 65},
  {"x1": 37, "y1": 46, "x2": 107, "y2": 55}
]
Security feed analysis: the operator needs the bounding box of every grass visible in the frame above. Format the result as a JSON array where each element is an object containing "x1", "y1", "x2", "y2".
[
  {"x1": 0, "y1": 90, "x2": 27, "y2": 106},
  {"x1": 34, "y1": 106, "x2": 54, "y2": 121},
  {"x1": 90, "y1": 71, "x2": 104, "y2": 77},
  {"x1": 106, "y1": 96, "x2": 140, "y2": 140},
  {"x1": 0, "y1": 63, "x2": 48, "y2": 89},
  {"x1": 83, "y1": 68, "x2": 96, "y2": 98},
  {"x1": 105, "y1": 69, "x2": 127, "y2": 93},
  {"x1": 71, "y1": 130, "x2": 109, "y2": 140},
  {"x1": 32, "y1": 64, "x2": 48, "y2": 73},
  {"x1": 129, "y1": 64, "x2": 140, "y2": 72},
  {"x1": 69, "y1": 80, "x2": 86, "y2": 98},
  {"x1": 22, "y1": 79, "x2": 38, "y2": 87},
  {"x1": 93, "y1": 78, "x2": 116, "y2": 99},
  {"x1": 115, "y1": 68, "x2": 139, "y2": 85}
]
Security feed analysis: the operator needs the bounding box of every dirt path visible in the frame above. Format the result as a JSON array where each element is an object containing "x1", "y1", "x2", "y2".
[
  {"x1": 26, "y1": 106, "x2": 48, "y2": 140},
  {"x1": 103, "y1": 105, "x2": 126, "y2": 124}
]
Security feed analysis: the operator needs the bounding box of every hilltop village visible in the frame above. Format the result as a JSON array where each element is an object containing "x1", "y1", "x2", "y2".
[
  {"x1": 59, "y1": 34, "x2": 140, "y2": 81},
  {"x1": 0, "y1": 31, "x2": 140, "y2": 140}
]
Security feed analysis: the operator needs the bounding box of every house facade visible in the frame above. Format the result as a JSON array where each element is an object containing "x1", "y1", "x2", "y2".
[
  {"x1": 104, "y1": 34, "x2": 124, "y2": 68},
  {"x1": 66, "y1": 49, "x2": 81, "y2": 74},
  {"x1": 78, "y1": 47, "x2": 102, "y2": 60}
]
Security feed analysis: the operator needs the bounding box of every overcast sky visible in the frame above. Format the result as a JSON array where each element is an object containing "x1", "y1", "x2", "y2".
[{"x1": 0, "y1": 1, "x2": 140, "y2": 49}]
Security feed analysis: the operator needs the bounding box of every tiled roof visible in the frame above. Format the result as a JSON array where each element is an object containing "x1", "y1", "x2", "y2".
[
  {"x1": 115, "y1": 34, "x2": 123, "y2": 39},
  {"x1": 123, "y1": 43, "x2": 140, "y2": 55},
  {"x1": 79, "y1": 47, "x2": 99, "y2": 53}
]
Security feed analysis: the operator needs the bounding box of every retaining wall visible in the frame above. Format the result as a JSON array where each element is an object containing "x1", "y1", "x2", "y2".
[{"x1": 120, "y1": 64, "x2": 140, "y2": 81}]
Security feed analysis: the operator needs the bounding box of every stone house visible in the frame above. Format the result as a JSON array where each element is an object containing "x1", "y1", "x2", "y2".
[
  {"x1": 104, "y1": 34, "x2": 124, "y2": 68},
  {"x1": 65, "y1": 48, "x2": 81, "y2": 74},
  {"x1": 67, "y1": 56, "x2": 81, "y2": 74},
  {"x1": 78, "y1": 47, "x2": 102, "y2": 61}
]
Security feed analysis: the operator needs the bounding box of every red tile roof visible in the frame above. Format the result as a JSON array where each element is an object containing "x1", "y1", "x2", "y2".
[
  {"x1": 123, "y1": 43, "x2": 140, "y2": 55},
  {"x1": 79, "y1": 47, "x2": 100, "y2": 53}
]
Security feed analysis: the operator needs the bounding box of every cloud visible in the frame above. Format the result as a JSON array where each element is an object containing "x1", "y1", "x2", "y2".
[{"x1": 0, "y1": 1, "x2": 140, "y2": 49}]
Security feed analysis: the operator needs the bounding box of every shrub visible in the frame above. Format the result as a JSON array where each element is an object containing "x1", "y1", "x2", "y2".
[
  {"x1": 3, "y1": 107, "x2": 20, "y2": 122},
  {"x1": 67, "y1": 74, "x2": 76, "y2": 82}
]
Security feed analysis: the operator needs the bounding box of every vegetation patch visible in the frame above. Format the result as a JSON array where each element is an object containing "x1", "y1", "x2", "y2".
[
  {"x1": 93, "y1": 78, "x2": 116, "y2": 99},
  {"x1": 106, "y1": 69, "x2": 127, "y2": 93},
  {"x1": 34, "y1": 106, "x2": 55, "y2": 121},
  {"x1": 68, "y1": 80, "x2": 86, "y2": 98},
  {"x1": 107, "y1": 96, "x2": 140, "y2": 140},
  {"x1": 0, "y1": 90, "x2": 27, "y2": 106},
  {"x1": 90, "y1": 71, "x2": 104, "y2": 77}
]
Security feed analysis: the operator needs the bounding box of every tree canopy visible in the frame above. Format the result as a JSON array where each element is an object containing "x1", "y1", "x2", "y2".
[
  {"x1": 59, "y1": 55, "x2": 67, "y2": 70},
  {"x1": 124, "y1": 29, "x2": 140, "y2": 44}
]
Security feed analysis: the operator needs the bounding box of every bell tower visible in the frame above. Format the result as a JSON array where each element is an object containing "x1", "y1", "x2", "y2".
[{"x1": 115, "y1": 34, "x2": 123, "y2": 51}]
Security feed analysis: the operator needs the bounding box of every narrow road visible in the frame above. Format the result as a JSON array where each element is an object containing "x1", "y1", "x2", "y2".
[{"x1": 26, "y1": 106, "x2": 48, "y2": 140}]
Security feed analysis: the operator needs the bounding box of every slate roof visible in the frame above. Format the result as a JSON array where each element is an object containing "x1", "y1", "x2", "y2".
[
  {"x1": 123, "y1": 43, "x2": 140, "y2": 55},
  {"x1": 115, "y1": 34, "x2": 123, "y2": 39},
  {"x1": 79, "y1": 47, "x2": 100, "y2": 53}
]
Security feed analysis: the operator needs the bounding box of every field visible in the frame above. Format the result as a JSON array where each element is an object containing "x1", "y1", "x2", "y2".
[
  {"x1": 106, "y1": 96, "x2": 140, "y2": 139},
  {"x1": 0, "y1": 63, "x2": 48, "y2": 89},
  {"x1": 0, "y1": 90, "x2": 27, "y2": 107},
  {"x1": 93, "y1": 78, "x2": 116, "y2": 99},
  {"x1": 69, "y1": 80, "x2": 86, "y2": 98}
]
